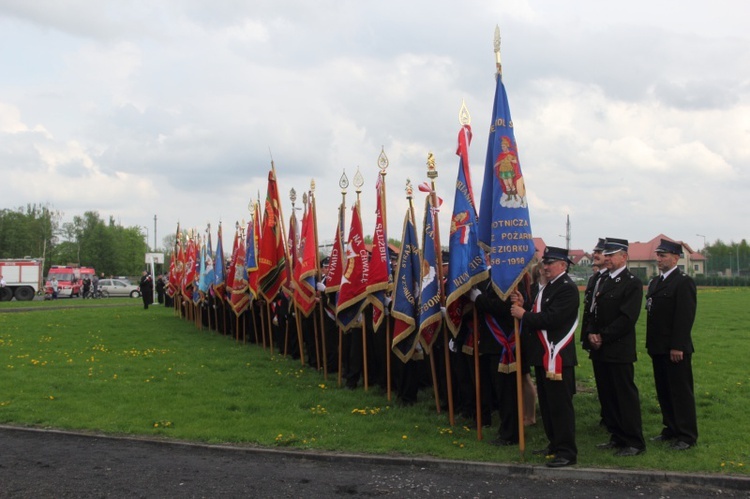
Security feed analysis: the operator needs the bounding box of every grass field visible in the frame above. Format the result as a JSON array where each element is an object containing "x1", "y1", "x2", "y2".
[{"x1": 0, "y1": 289, "x2": 748, "y2": 475}]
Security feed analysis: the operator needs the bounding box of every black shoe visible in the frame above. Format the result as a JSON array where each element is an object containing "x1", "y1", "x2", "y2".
[
  {"x1": 488, "y1": 437, "x2": 517, "y2": 447},
  {"x1": 650, "y1": 434, "x2": 674, "y2": 442},
  {"x1": 670, "y1": 440, "x2": 693, "y2": 451},
  {"x1": 532, "y1": 446, "x2": 552, "y2": 456},
  {"x1": 546, "y1": 457, "x2": 576, "y2": 468},
  {"x1": 596, "y1": 441, "x2": 620, "y2": 450},
  {"x1": 614, "y1": 446, "x2": 645, "y2": 457}
]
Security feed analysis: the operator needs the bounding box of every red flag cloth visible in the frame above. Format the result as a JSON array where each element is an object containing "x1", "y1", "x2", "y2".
[
  {"x1": 336, "y1": 203, "x2": 369, "y2": 331},
  {"x1": 258, "y1": 169, "x2": 288, "y2": 301},
  {"x1": 325, "y1": 203, "x2": 345, "y2": 294},
  {"x1": 293, "y1": 198, "x2": 317, "y2": 317},
  {"x1": 225, "y1": 228, "x2": 239, "y2": 295},
  {"x1": 166, "y1": 246, "x2": 178, "y2": 298},
  {"x1": 367, "y1": 173, "x2": 391, "y2": 331},
  {"x1": 229, "y1": 233, "x2": 249, "y2": 316},
  {"x1": 181, "y1": 238, "x2": 197, "y2": 301},
  {"x1": 166, "y1": 224, "x2": 180, "y2": 298},
  {"x1": 323, "y1": 202, "x2": 346, "y2": 319}
]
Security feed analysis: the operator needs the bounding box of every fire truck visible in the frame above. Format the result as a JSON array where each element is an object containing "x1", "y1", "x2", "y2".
[
  {"x1": 0, "y1": 258, "x2": 45, "y2": 301},
  {"x1": 45, "y1": 265, "x2": 96, "y2": 298}
]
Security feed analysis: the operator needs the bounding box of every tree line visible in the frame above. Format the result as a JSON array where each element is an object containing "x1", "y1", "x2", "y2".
[
  {"x1": 0, "y1": 204, "x2": 150, "y2": 277},
  {"x1": 702, "y1": 239, "x2": 749, "y2": 277}
]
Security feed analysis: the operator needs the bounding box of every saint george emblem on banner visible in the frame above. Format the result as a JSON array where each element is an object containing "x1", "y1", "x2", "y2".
[{"x1": 494, "y1": 136, "x2": 526, "y2": 208}]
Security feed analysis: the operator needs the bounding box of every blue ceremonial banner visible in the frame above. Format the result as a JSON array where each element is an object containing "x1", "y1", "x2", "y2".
[
  {"x1": 194, "y1": 241, "x2": 207, "y2": 304},
  {"x1": 202, "y1": 229, "x2": 215, "y2": 298},
  {"x1": 418, "y1": 194, "x2": 442, "y2": 353},
  {"x1": 478, "y1": 63, "x2": 534, "y2": 299},
  {"x1": 391, "y1": 206, "x2": 421, "y2": 363},
  {"x1": 213, "y1": 223, "x2": 226, "y2": 301},
  {"x1": 245, "y1": 215, "x2": 259, "y2": 299},
  {"x1": 445, "y1": 124, "x2": 488, "y2": 336}
]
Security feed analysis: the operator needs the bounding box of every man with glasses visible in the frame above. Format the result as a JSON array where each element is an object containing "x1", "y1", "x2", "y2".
[
  {"x1": 586, "y1": 238, "x2": 646, "y2": 457},
  {"x1": 511, "y1": 246, "x2": 579, "y2": 468}
]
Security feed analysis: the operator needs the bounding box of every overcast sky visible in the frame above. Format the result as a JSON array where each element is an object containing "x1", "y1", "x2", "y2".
[{"x1": 2, "y1": 0, "x2": 748, "y2": 255}]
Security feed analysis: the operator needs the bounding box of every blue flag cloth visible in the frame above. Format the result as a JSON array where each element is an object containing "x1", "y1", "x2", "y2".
[
  {"x1": 445, "y1": 124, "x2": 488, "y2": 336},
  {"x1": 202, "y1": 230, "x2": 215, "y2": 298},
  {"x1": 244, "y1": 216, "x2": 258, "y2": 299},
  {"x1": 391, "y1": 206, "x2": 421, "y2": 363},
  {"x1": 418, "y1": 194, "x2": 442, "y2": 353},
  {"x1": 478, "y1": 68, "x2": 535, "y2": 299},
  {"x1": 213, "y1": 224, "x2": 226, "y2": 301}
]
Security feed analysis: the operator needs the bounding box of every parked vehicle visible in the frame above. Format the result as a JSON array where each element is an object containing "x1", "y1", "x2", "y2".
[
  {"x1": 45, "y1": 265, "x2": 96, "y2": 298},
  {"x1": 98, "y1": 278, "x2": 141, "y2": 298},
  {"x1": 0, "y1": 258, "x2": 45, "y2": 301}
]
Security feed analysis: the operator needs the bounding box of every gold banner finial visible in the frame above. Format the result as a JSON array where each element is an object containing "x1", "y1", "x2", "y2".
[
  {"x1": 494, "y1": 25, "x2": 502, "y2": 75},
  {"x1": 353, "y1": 166, "x2": 364, "y2": 194},
  {"x1": 378, "y1": 146, "x2": 389, "y2": 175},
  {"x1": 459, "y1": 99, "x2": 471, "y2": 126},
  {"x1": 339, "y1": 169, "x2": 349, "y2": 194},
  {"x1": 426, "y1": 152, "x2": 437, "y2": 180}
]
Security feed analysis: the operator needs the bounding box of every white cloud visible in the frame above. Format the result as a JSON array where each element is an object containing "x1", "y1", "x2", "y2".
[{"x1": 1, "y1": 0, "x2": 748, "y2": 254}]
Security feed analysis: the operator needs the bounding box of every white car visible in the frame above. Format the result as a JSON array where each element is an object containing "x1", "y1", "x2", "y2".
[{"x1": 98, "y1": 279, "x2": 141, "y2": 298}]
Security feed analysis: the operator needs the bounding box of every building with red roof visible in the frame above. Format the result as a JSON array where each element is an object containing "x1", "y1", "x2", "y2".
[{"x1": 627, "y1": 234, "x2": 705, "y2": 280}]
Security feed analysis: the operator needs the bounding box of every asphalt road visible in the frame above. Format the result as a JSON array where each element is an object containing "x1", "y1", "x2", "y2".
[{"x1": 1, "y1": 426, "x2": 748, "y2": 498}]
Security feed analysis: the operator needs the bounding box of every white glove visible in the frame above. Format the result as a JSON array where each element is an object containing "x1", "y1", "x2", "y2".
[
  {"x1": 384, "y1": 295, "x2": 392, "y2": 307},
  {"x1": 316, "y1": 281, "x2": 326, "y2": 292},
  {"x1": 440, "y1": 306, "x2": 447, "y2": 318},
  {"x1": 449, "y1": 338, "x2": 457, "y2": 353},
  {"x1": 469, "y1": 288, "x2": 481, "y2": 302}
]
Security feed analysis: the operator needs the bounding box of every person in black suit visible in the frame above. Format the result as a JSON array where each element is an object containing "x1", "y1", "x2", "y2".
[
  {"x1": 470, "y1": 276, "x2": 519, "y2": 446},
  {"x1": 139, "y1": 271, "x2": 154, "y2": 310},
  {"x1": 511, "y1": 246, "x2": 579, "y2": 468},
  {"x1": 586, "y1": 238, "x2": 646, "y2": 456},
  {"x1": 581, "y1": 238, "x2": 615, "y2": 433},
  {"x1": 646, "y1": 239, "x2": 698, "y2": 450}
]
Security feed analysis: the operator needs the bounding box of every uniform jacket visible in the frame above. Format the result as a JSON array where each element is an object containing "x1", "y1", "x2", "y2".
[
  {"x1": 522, "y1": 272, "x2": 579, "y2": 368},
  {"x1": 586, "y1": 267, "x2": 642, "y2": 363},
  {"x1": 645, "y1": 270, "x2": 697, "y2": 355},
  {"x1": 474, "y1": 278, "x2": 513, "y2": 356},
  {"x1": 581, "y1": 270, "x2": 607, "y2": 349}
]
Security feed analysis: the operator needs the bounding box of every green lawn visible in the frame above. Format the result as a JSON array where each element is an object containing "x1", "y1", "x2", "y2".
[{"x1": 0, "y1": 288, "x2": 748, "y2": 476}]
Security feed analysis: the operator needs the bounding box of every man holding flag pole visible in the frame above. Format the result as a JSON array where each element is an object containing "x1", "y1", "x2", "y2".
[{"x1": 477, "y1": 26, "x2": 538, "y2": 456}]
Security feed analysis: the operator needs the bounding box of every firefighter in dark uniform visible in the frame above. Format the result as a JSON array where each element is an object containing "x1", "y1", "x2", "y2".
[
  {"x1": 581, "y1": 238, "x2": 614, "y2": 432},
  {"x1": 511, "y1": 246, "x2": 579, "y2": 468},
  {"x1": 470, "y1": 276, "x2": 519, "y2": 446},
  {"x1": 586, "y1": 238, "x2": 646, "y2": 456},
  {"x1": 646, "y1": 238, "x2": 698, "y2": 450}
]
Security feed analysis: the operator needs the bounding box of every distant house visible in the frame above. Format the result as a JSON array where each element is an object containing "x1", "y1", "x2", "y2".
[{"x1": 627, "y1": 234, "x2": 705, "y2": 280}]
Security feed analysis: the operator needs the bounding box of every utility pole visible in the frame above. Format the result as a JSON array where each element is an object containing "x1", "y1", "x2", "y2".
[
  {"x1": 154, "y1": 214, "x2": 158, "y2": 251},
  {"x1": 564, "y1": 214, "x2": 571, "y2": 250},
  {"x1": 697, "y1": 234, "x2": 708, "y2": 274}
]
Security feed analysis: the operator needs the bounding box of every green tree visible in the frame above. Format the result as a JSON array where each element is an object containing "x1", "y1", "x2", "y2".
[{"x1": 0, "y1": 203, "x2": 60, "y2": 263}]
